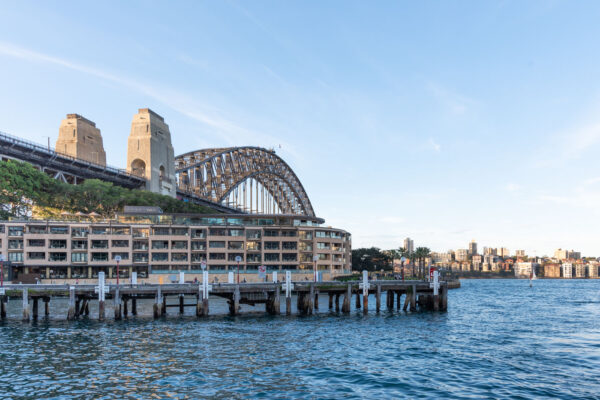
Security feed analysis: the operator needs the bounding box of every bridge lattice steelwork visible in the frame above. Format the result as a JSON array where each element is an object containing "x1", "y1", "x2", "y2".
[{"x1": 175, "y1": 147, "x2": 315, "y2": 217}]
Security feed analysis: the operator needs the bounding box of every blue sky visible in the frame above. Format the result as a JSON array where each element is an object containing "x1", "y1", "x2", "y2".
[{"x1": 1, "y1": 1, "x2": 599, "y2": 256}]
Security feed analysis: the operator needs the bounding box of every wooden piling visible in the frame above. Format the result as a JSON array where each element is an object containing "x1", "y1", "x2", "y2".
[
  {"x1": 410, "y1": 284, "x2": 417, "y2": 311},
  {"x1": 441, "y1": 285, "x2": 448, "y2": 311},
  {"x1": 286, "y1": 295, "x2": 291, "y2": 316},
  {"x1": 162, "y1": 294, "x2": 167, "y2": 316},
  {"x1": 44, "y1": 297, "x2": 50, "y2": 316},
  {"x1": 131, "y1": 297, "x2": 137, "y2": 316},
  {"x1": 123, "y1": 297, "x2": 128, "y2": 317},
  {"x1": 328, "y1": 293, "x2": 333, "y2": 309},
  {"x1": 1, "y1": 296, "x2": 6, "y2": 319},
  {"x1": 99, "y1": 300, "x2": 105, "y2": 321},
  {"x1": 75, "y1": 298, "x2": 81, "y2": 317},
  {"x1": 297, "y1": 293, "x2": 305, "y2": 314},
  {"x1": 84, "y1": 299, "x2": 89, "y2": 316},
  {"x1": 314, "y1": 289, "x2": 319, "y2": 310},
  {"x1": 32, "y1": 297, "x2": 39, "y2": 320},
  {"x1": 387, "y1": 290, "x2": 394, "y2": 310},
  {"x1": 396, "y1": 291, "x2": 402, "y2": 310},
  {"x1": 363, "y1": 291, "x2": 368, "y2": 314},
  {"x1": 153, "y1": 287, "x2": 162, "y2": 319},
  {"x1": 403, "y1": 287, "x2": 410, "y2": 311},
  {"x1": 229, "y1": 285, "x2": 240, "y2": 316},
  {"x1": 274, "y1": 286, "x2": 280, "y2": 315},
  {"x1": 342, "y1": 284, "x2": 351, "y2": 313},
  {"x1": 335, "y1": 293, "x2": 340, "y2": 312},
  {"x1": 67, "y1": 287, "x2": 75, "y2": 321},
  {"x1": 179, "y1": 295, "x2": 184, "y2": 315},
  {"x1": 22, "y1": 289, "x2": 30, "y2": 322},
  {"x1": 355, "y1": 290, "x2": 361, "y2": 309},
  {"x1": 376, "y1": 284, "x2": 381, "y2": 312},
  {"x1": 308, "y1": 285, "x2": 315, "y2": 315},
  {"x1": 114, "y1": 288, "x2": 122, "y2": 321},
  {"x1": 433, "y1": 292, "x2": 439, "y2": 311}
]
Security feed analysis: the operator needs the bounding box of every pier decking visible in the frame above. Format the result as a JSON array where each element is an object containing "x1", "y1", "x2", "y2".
[{"x1": 0, "y1": 274, "x2": 449, "y2": 321}]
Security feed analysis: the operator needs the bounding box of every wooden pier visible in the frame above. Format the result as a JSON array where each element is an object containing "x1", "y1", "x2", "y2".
[{"x1": 0, "y1": 271, "x2": 449, "y2": 321}]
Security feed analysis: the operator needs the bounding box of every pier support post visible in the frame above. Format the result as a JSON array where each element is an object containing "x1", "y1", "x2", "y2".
[
  {"x1": 154, "y1": 287, "x2": 162, "y2": 319},
  {"x1": 284, "y1": 271, "x2": 292, "y2": 315},
  {"x1": 84, "y1": 299, "x2": 89, "y2": 316},
  {"x1": 441, "y1": 285, "x2": 448, "y2": 311},
  {"x1": 397, "y1": 291, "x2": 402, "y2": 310},
  {"x1": 1, "y1": 296, "x2": 6, "y2": 319},
  {"x1": 297, "y1": 293, "x2": 305, "y2": 314},
  {"x1": 75, "y1": 298, "x2": 81, "y2": 318},
  {"x1": 229, "y1": 285, "x2": 240, "y2": 316},
  {"x1": 403, "y1": 288, "x2": 410, "y2": 311},
  {"x1": 196, "y1": 293, "x2": 203, "y2": 317},
  {"x1": 162, "y1": 294, "x2": 167, "y2": 316},
  {"x1": 274, "y1": 286, "x2": 280, "y2": 315},
  {"x1": 355, "y1": 291, "x2": 361, "y2": 309},
  {"x1": 308, "y1": 285, "x2": 314, "y2": 315},
  {"x1": 376, "y1": 284, "x2": 381, "y2": 313},
  {"x1": 123, "y1": 297, "x2": 128, "y2": 317},
  {"x1": 179, "y1": 295, "x2": 184, "y2": 315},
  {"x1": 114, "y1": 288, "x2": 122, "y2": 321},
  {"x1": 335, "y1": 293, "x2": 340, "y2": 311},
  {"x1": 22, "y1": 288, "x2": 30, "y2": 322},
  {"x1": 97, "y1": 271, "x2": 106, "y2": 321},
  {"x1": 44, "y1": 297, "x2": 50, "y2": 317},
  {"x1": 328, "y1": 293, "x2": 333, "y2": 309},
  {"x1": 410, "y1": 284, "x2": 417, "y2": 311},
  {"x1": 32, "y1": 297, "x2": 39, "y2": 320},
  {"x1": 132, "y1": 297, "x2": 137, "y2": 316},
  {"x1": 363, "y1": 291, "x2": 368, "y2": 314},
  {"x1": 387, "y1": 290, "x2": 394, "y2": 310},
  {"x1": 360, "y1": 271, "x2": 369, "y2": 314},
  {"x1": 314, "y1": 289, "x2": 319, "y2": 310},
  {"x1": 342, "y1": 284, "x2": 351, "y2": 313},
  {"x1": 67, "y1": 287, "x2": 76, "y2": 321}
]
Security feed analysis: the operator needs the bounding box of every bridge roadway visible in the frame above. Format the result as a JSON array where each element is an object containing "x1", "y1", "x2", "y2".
[
  {"x1": 0, "y1": 131, "x2": 240, "y2": 213},
  {"x1": 0, "y1": 279, "x2": 449, "y2": 321}
]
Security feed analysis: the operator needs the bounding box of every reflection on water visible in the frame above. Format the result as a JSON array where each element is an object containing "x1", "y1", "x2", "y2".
[{"x1": 0, "y1": 280, "x2": 599, "y2": 399}]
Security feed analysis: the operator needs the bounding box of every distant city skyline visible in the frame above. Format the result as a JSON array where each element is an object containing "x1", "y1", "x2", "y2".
[{"x1": 1, "y1": 2, "x2": 600, "y2": 255}]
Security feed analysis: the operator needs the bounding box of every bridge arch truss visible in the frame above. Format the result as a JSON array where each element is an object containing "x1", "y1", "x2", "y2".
[{"x1": 175, "y1": 147, "x2": 316, "y2": 217}]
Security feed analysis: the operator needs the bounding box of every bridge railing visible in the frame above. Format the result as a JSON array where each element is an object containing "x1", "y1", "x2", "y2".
[{"x1": 0, "y1": 131, "x2": 143, "y2": 180}]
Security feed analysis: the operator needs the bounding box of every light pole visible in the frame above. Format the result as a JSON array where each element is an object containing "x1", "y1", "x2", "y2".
[
  {"x1": 115, "y1": 255, "x2": 122, "y2": 285},
  {"x1": 235, "y1": 255, "x2": 242, "y2": 284},
  {"x1": 313, "y1": 255, "x2": 319, "y2": 282}
]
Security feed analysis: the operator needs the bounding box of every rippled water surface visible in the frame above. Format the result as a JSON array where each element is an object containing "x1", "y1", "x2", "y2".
[{"x1": 1, "y1": 279, "x2": 599, "y2": 399}]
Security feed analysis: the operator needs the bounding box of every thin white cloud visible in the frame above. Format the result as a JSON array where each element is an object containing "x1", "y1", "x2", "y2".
[
  {"x1": 379, "y1": 216, "x2": 405, "y2": 224},
  {"x1": 505, "y1": 183, "x2": 520, "y2": 192},
  {"x1": 426, "y1": 81, "x2": 476, "y2": 115},
  {"x1": 0, "y1": 41, "x2": 297, "y2": 157},
  {"x1": 428, "y1": 138, "x2": 441, "y2": 152}
]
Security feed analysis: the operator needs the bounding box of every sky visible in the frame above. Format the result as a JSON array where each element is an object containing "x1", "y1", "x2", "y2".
[{"x1": 1, "y1": 1, "x2": 599, "y2": 256}]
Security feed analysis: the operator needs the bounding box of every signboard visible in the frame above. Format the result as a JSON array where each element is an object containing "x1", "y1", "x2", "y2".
[
  {"x1": 131, "y1": 272, "x2": 138, "y2": 285},
  {"x1": 228, "y1": 271, "x2": 234, "y2": 284},
  {"x1": 429, "y1": 267, "x2": 436, "y2": 281},
  {"x1": 123, "y1": 205, "x2": 163, "y2": 215},
  {"x1": 272, "y1": 271, "x2": 278, "y2": 283},
  {"x1": 115, "y1": 255, "x2": 122, "y2": 262},
  {"x1": 235, "y1": 256, "x2": 242, "y2": 263},
  {"x1": 258, "y1": 265, "x2": 267, "y2": 279},
  {"x1": 179, "y1": 271, "x2": 185, "y2": 284}
]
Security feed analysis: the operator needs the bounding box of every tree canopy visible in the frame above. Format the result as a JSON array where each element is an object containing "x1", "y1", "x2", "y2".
[
  {"x1": 351, "y1": 247, "x2": 393, "y2": 271},
  {"x1": 0, "y1": 160, "x2": 216, "y2": 219}
]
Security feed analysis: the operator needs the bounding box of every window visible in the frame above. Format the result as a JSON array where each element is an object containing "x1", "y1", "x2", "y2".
[
  {"x1": 49, "y1": 252, "x2": 67, "y2": 262},
  {"x1": 49, "y1": 240, "x2": 67, "y2": 249},
  {"x1": 28, "y1": 225, "x2": 47, "y2": 234},
  {"x1": 91, "y1": 253, "x2": 109, "y2": 262},
  {"x1": 281, "y1": 230, "x2": 297, "y2": 237},
  {"x1": 171, "y1": 253, "x2": 188, "y2": 262},
  {"x1": 318, "y1": 254, "x2": 329, "y2": 261},
  {"x1": 282, "y1": 254, "x2": 297, "y2": 262},
  {"x1": 191, "y1": 254, "x2": 206, "y2": 262},
  {"x1": 8, "y1": 226, "x2": 24, "y2": 237},
  {"x1": 209, "y1": 228, "x2": 226, "y2": 236},
  {"x1": 191, "y1": 241, "x2": 206, "y2": 250},
  {"x1": 171, "y1": 241, "x2": 188, "y2": 250},
  {"x1": 317, "y1": 243, "x2": 330, "y2": 250},
  {"x1": 264, "y1": 253, "x2": 280, "y2": 262},
  {"x1": 71, "y1": 227, "x2": 88, "y2": 238},
  {"x1": 71, "y1": 253, "x2": 88, "y2": 263},
  {"x1": 72, "y1": 240, "x2": 88, "y2": 250},
  {"x1": 133, "y1": 253, "x2": 149, "y2": 263},
  {"x1": 172, "y1": 228, "x2": 188, "y2": 236},
  {"x1": 91, "y1": 227, "x2": 110, "y2": 235},
  {"x1": 316, "y1": 231, "x2": 330, "y2": 238},
  {"x1": 209, "y1": 253, "x2": 226, "y2": 260},
  {"x1": 91, "y1": 240, "x2": 108, "y2": 249},
  {"x1": 49, "y1": 226, "x2": 69, "y2": 234},
  {"x1": 8, "y1": 240, "x2": 23, "y2": 249},
  {"x1": 191, "y1": 229, "x2": 206, "y2": 238},
  {"x1": 282, "y1": 242, "x2": 297, "y2": 250},
  {"x1": 228, "y1": 229, "x2": 243, "y2": 237},
  {"x1": 9, "y1": 252, "x2": 24, "y2": 262},
  {"x1": 28, "y1": 252, "x2": 45, "y2": 260},
  {"x1": 133, "y1": 241, "x2": 148, "y2": 250},
  {"x1": 152, "y1": 227, "x2": 170, "y2": 236},
  {"x1": 112, "y1": 227, "x2": 130, "y2": 235},
  {"x1": 246, "y1": 230, "x2": 261, "y2": 239},
  {"x1": 247, "y1": 254, "x2": 261, "y2": 262},
  {"x1": 152, "y1": 240, "x2": 169, "y2": 249},
  {"x1": 246, "y1": 242, "x2": 261, "y2": 251},
  {"x1": 152, "y1": 253, "x2": 168, "y2": 262},
  {"x1": 228, "y1": 253, "x2": 244, "y2": 262},
  {"x1": 112, "y1": 240, "x2": 129, "y2": 248},
  {"x1": 299, "y1": 242, "x2": 313, "y2": 252},
  {"x1": 112, "y1": 253, "x2": 129, "y2": 260},
  {"x1": 209, "y1": 241, "x2": 225, "y2": 248},
  {"x1": 133, "y1": 228, "x2": 149, "y2": 238},
  {"x1": 264, "y1": 241, "x2": 280, "y2": 250},
  {"x1": 264, "y1": 230, "x2": 279, "y2": 237},
  {"x1": 299, "y1": 231, "x2": 313, "y2": 240},
  {"x1": 228, "y1": 241, "x2": 244, "y2": 250}
]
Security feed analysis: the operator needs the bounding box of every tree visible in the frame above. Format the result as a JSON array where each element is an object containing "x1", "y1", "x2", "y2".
[
  {"x1": 351, "y1": 247, "x2": 392, "y2": 272},
  {"x1": 414, "y1": 247, "x2": 431, "y2": 279}
]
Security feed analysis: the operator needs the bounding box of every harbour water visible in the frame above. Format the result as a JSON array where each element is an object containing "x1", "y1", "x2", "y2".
[{"x1": 0, "y1": 279, "x2": 599, "y2": 399}]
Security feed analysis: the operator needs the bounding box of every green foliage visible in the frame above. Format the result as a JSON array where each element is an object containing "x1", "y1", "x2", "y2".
[
  {"x1": 0, "y1": 160, "x2": 215, "y2": 218},
  {"x1": 351, "y1": 247, "x2": 393, "y2": 271}
]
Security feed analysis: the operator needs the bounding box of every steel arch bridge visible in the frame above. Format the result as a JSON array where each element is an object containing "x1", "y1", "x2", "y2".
[{"x1": 175, "y1": 147, "x2": 316, "y2": 217}]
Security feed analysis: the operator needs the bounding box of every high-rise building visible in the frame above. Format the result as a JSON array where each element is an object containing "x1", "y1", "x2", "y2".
[
  {"x1": 55, "y1": 114, "x2": 107, "y2": 165},
  {"x1": 468, "y1": 240, "x2": 478, "y2": 255},
  {"x1": 554, "y1": 249, "x2": 568, "y2": 260},
  {"x1": 515, "y1": 250, "x2": 526, "y2": 258},
  {"x1": 484, "y1": 247, "x2": 497, "y2": 256},
  {"x1": 455, "y1": 249, "x2": 468, "y2": 262},
  {"x1": 403, "y1": 237, "x2": 414, "y2": 254},
  {"x1": 497, "y1": 248, "x2": 510, "y2": 257},
  {"x1": 562, "y1": 263, "x2": 572, "y2": 278}
]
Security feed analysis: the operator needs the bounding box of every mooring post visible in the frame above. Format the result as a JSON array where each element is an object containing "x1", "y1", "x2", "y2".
[
  {"x1": 154, "y1": 286, "x2": 162, "y2": 319},
  {"x1": 314, "y1": 289, "x2": 319, "y2": 310},
  {"x1": 308, "y1": 284, "x2": 314, "y2": 315},
  {"x1": 360, "y1": 270, "x2": 369, "y2": 314},
  {"x1": 274, "y1": 285, "x2": 281, "y2": 315},
  {"x1": 284, "y1": 271, "x2": 292, "y2": 315},
  {"x1": 441, "y1": 284, "x2": 448, "y2": 311},
  {"x1": 196, "y1": 293, "x2": 203, "y2": 317},
  {"x1": 179, "y1": 294, "x2": 184, "y2": 315},
  {"x1": 97, "y1": 271, "x2": 106, "y2": 321},
  {"x1": 32, "y1": 297, "x2": 39, "y2": 320},
  {"x1": 410, "y1": 284, "x2": 417, "y2": 311},
  {"x1": 432, "y1": 270, "x2": 440, "y2": 311},
  {"x1": 22, "y1": 288, "x2": 30, "y2": 322},
  {"x1": 162, "y1": 294, "x2": 167, "y2": 316},
  {"x1": 403, "y1": 287, "x2": 410, "y2": 311},
  {"x1": 202, "y1": 270, "x2": 210, "y2": 317},
  {"x1": 67, "y1": 286, "x2": 76, "y2": 321},
  {"x1": 114, "y1": 287, "x2": 122, "y2": 320},
  {"x1": 335, "y1": 293, "x2": 340, "y2": 311},
  {"x1": 328, "y1": 293, "x2": 333, "y2": 309},
  {"x1": 230, "y1": 285, "x2": 240, "y2": 316},
  {"x1": 44, "y1": 297, "x2": 50, "y2": 317},
  {"x1": 342, "y1": 284, "x2": 351, "y2": 313},
  {"x1": 376, "y1": 284, "x2": 381, "y2": 313},
  {"x1": 1, "y1": 296, "x2": 6, "y2": 319},
  {"x1": 396, "y1": 291, "x2": 402, "y2": 310},
  {"x1": 123, "y1": 297, "x2": 128, "y2": 317}
]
